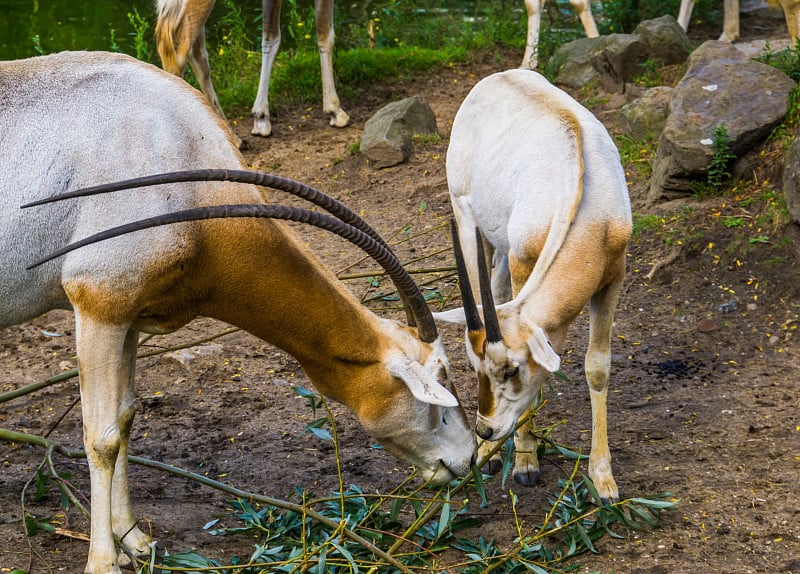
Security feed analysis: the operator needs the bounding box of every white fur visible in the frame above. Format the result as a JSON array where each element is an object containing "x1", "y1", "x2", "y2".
[
  {"x1": 1, "y1": 51, "x2": 474, "y2": 574},
  {"x1": 442, "y1": 69, "x2": 632, "y2": 502}
]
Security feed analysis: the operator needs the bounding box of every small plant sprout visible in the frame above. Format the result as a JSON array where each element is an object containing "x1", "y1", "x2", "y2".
[{"x1": 706, "y1": 124, "x2": 737, "y2": 191}]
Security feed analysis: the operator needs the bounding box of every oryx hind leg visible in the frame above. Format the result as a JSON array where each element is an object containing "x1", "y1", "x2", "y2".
[
  {"x1": 315, "y1": 0, "x2": 349, "y2": 127},
  {"x1": 584, "y1": 268, "x2": 624, "y2": 504}
]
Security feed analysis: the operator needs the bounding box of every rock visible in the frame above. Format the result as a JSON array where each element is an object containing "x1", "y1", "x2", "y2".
[
  {"x1": 554, "y1": 34, "x2": 649, "y2": 91},
  {"x1": 697, "y1": 318, "x2": 719, "y2": 332},
  {"x1": 360, "y1": 96, "x2": 438, "y2": 169},
  {"x1": 647, "y1": 41, "x2": 796, "y2": 202},
  {"x1": 783, "y1": 134, "x2": 800, "y2": 223},
  {"x1": 620, "y1": 85, "x2": 673, "y2": 139},
  {"x1": 633, "y1": 15, "x2": 692, "y2": 66}
]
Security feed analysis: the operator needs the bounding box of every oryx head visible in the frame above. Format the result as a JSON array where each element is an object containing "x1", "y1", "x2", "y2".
[{"x1": 436, "y1": 221, "x2": 560, "y2": 442}]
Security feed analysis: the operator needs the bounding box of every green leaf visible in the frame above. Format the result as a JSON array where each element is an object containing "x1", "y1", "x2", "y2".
[
  {"x1": 471, "y1": 464, "x2": 489, "y2": 507},
  {"x1": 330, "y1": 542, "x2": 359, "y2": 572},
  {"x1": 627, "y1": 497, "x2": 678, "y2": 509},
  {"x1": 552, "y1": 369, "x2": 572, "y2": 383},
  {"x1": 437, "y1": 492, "x2": 451, "y2": 540},
  {"x1": 307, "y1": 426, "x2": 333, "y2": 441}
]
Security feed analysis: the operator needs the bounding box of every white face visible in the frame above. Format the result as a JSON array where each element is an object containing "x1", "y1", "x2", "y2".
[
  {"x1": 365, "y1": 342, "x2": 476, "y2": 485},
  {"x1": 374, "y1": 398, "x2": 476, "y2": 485},
  {"x1": 470, "y1": 339, "x2": 540, "y2": 441},
  {"x1": 465, "y1": 316, "x2": 559, "y2": 442}
]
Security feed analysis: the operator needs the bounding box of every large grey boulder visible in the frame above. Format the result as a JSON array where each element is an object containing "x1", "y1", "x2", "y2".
[
  {"x1": 360, "y1": 96, "x2": 438, "y2": 169},
  {"x1": 647, "y1": 41, "x2": 796, "y2": 202}
]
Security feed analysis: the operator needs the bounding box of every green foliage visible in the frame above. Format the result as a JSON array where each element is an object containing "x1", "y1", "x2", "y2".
[
  {"x1": 126, "y1": 8, "x2": 152, "y2": 62},
  {"x1": 757, "y1": 40, "x2": 800, "y2": 82},
  {"x1": 704, "y1": 124, "x2": 736, "y2": 192},
  {"x1": 723, "y1": 215, "x2": 745, "y2": 228},
  {"x1": 632, "y1": 58, "x2": 663, "y2": 88},
  {"x1": 631, "y1": 213, "x2": 665, "y2": 241},
  {"x1": 137, "y1": 385, "x2": 676, "y2": 574}
]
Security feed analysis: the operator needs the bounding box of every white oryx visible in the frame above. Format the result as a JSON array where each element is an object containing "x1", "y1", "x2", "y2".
[
  {"x1": 155, "y1": 0, "x2": 349, "y2": 139},
  {"x1": 677, "y1": 0, "x2": 800, "y2": 43},
  {"x1": 1, "y1": 51, "x2": 475, "y2": 574},
  {"x1": 521, "y1": 0, "x2": 599, "y2": 69},
  {"x1": 436, "y1": 69, "x2": 632, "y2": 503}
]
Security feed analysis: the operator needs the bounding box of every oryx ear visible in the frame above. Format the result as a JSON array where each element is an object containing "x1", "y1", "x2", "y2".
[
  {"x1": 527, "y1": 326, "x2": 560, "y2": 372},
  {"x1": 432, "y1": 308, "x2": 469, "y2": 325},
  {"x1": 386, "y1": 354, "x2": 459, "y2": 407}
]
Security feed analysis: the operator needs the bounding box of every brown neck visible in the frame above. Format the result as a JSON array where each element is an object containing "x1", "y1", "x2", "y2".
[{"x1": 193, "y1": 218, "x2": 393, "y2": 408}]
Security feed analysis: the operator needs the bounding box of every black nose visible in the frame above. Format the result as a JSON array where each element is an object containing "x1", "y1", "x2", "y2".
[{"x1": 476, "y1": 420, "x2": 493, "y2": 440}]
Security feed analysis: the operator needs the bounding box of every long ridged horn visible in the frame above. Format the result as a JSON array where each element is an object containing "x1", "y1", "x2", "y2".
[
  {"x1": 28, "y1": 204, "x2": 440, "y2": 344},
  {"x1": 21, "y1": 169, "x2": 420, "y2": 330},
  {"x1": 449, "y1": 219, "x2": 483, "y2": 333},
  {"x1": 474, "y1": 227, "x2": 502, "y2": 344}
]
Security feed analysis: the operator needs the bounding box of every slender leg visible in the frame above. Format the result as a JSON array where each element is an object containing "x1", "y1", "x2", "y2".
[
  {"x1": 521, "y1": 0, "x2": 544, "y2": 69},
  {"x1": 568, "y1": 0, "x2": 599, "y2": 38},
  {"x1": 110, "y1": 330, "x2": 151, "y2": 556},
  {"x1": 188, "y1": 27, "x2": 228, "y2": 122},
  {"x1": 511, "y1": 415, "x2": 540, "y2": 485},
  {"x1": 584, "y1": 272, "x2": 624, "y2": 504},
  {"x1": 780, "y1": 0, "x2": 800, "y2": 44},
  {"x1": 315, "y1": 0, "x2": 349, "y2": 127},
  {"x1": 719, "y1": 0, "x2": 740, "y2": 42},
  {"x1": 76, "y1": 315, "x2": 133, "y2": 574},
  {"x1": 251, "y1": 0, "x2": 283, "y2": 136},
  {"x1": 677, "y1": 0, "x2": 694, "y2": 31}
]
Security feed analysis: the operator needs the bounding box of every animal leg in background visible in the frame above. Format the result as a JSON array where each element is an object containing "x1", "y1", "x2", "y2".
[{"x1": 521, "y1": 0, "x2": 599, "y2": 69}]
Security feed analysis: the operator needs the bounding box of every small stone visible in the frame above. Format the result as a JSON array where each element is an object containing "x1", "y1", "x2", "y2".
[{"x1": 697, "y1": 318, "x2": 719, "y2": 332}]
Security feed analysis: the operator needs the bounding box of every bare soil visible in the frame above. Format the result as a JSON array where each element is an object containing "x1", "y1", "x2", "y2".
[{"x1": 1, "y1": 15, "x2": 799, "y2": 573}]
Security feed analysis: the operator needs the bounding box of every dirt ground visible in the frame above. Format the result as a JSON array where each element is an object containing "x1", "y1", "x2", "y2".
[{"x1": 2, "y1": 12, "x2": 799, "y2": 574}]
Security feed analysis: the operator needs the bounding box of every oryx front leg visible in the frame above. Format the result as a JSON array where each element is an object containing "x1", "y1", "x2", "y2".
[
  {"x1": 110, "y1": 329, "x2": 152, "y2": 558},
  {"x1": 76, "y1": 316, "x2": 149, "y2": 574},
  {"x1": 476, "y1": 415, "x2": 540, "y2": 485},
  {"x1": 584, "y1": 278, "x2": 623, "y2": 504}
]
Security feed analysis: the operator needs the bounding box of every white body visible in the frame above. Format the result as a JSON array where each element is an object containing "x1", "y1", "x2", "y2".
[
  {"x1": 438, "y1": 69, "x2": 632, "y2": 501},
  {"x1": 155, "y1": 0, "x2": 349, "y2": 139},
  {"x1": 0, "y1": 51, "x2": 474, "y2": 574},
  {"x1": 521, "y1": 0, "x2": 599, "y2": 69},
  {"x1": 677, "y1": 0, "x2": 800, "y2": 43}
]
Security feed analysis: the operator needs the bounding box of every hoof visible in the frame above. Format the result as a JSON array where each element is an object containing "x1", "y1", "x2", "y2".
[
  {"x1": 250, "y1": 115, "x2": 273, "y2": 138},
  {"x1": 512, "y1": 468, "x2": 540, "y2": 487},
  {"x1": 328, "y1": 109, "x2": 350, "y2": 128},
  {"x1": 598, "y1": 494, "x2": 620, "y2": 506},
  {"x1": 481, "y1": 458, "x2": 503, "y2": 476}
]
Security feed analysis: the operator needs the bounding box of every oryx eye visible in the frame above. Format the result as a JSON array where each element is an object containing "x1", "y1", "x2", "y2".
[{"x1": 503, "y1": 366, "x2": 519, "y2": 379}]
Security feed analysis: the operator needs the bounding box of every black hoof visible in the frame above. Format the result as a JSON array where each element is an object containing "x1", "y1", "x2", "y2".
[
  {"x1": 599, "y1": 495, "x2": 620, "y2": 506},
  {"x1": 481, "y1": 458, "x2": 503, "y2": 476},
  {"x1": 513, "y1": 469, "x2": 540, "y2": 487}
]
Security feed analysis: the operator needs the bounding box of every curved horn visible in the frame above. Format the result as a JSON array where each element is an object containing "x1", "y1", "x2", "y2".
[
  {"x1": 27, "y1": 204, "x2": 440, "y2": 343},
  {"x1": 449, "y1": 219, "x2": 483, "y2": 333},
  {"x1": 474, "y1": 227, "x2": 502, "y2": 344},
  {"x1": 21, "y1": 169, "x2": 421, "y2": 330}
]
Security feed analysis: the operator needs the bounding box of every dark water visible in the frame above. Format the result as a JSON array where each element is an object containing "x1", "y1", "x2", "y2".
[
  {"x1": 0, "y1": 0, "x2": 264, "y2": 60},
  {"x1": 0, "y1": 0, "x2": 486, "y2": 61}
]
